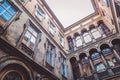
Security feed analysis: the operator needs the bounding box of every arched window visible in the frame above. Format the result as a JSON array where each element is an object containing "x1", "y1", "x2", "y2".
[
  {"x1": 96, "y1": 63, "x2": 106, "y2": 72},
  {"x1": 102, "y1": 48, "x2": 111, "y2": 54},
  {"x1": 91, "y1": 52, "x2": 100, "y2": 59},
  {"x1": 100, "y1": 44, "x2": 111, "y2": 55},
  {"x1": 74, "y1": 33, "x2": 82, "y2": 47},
  {"x1": 67, "y1": 36, "x2": 74, "y2": 51},
  {"x1": 81, "y1": 29, "x2": 92, "y2": 43},
  {"x1": 98, "y1": 21, "x2": 110, "y2": 35},
  {"x1": 82, "y1": 57, "x2": 89, "y2": 63},
  {"x1": 89, "y1": 25, "x2": 101, "y2": 39},
  {"x1": 3, "y1": 71, "x2": 22, "y2": 80}
]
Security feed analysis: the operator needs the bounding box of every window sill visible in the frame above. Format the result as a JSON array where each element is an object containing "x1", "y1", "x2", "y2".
[
  {"x1": 46, "y1": 62, "x2": 54, "y2": 72},
  {"x1": 20, "y1": 43, "x2": 34, "y2": 57},
  {"x1": 62, "y1": 75, "x2": 67, "y2": 80}
]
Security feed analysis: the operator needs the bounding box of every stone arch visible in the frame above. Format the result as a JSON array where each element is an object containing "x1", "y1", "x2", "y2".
[
  {"x1": 89, "y1": 24, "x2": 96, "y2": 30},
  {"x1": 111, "y1": 38, "x2": 120, "y2": 51},
  {"x1": 73, "y1": 32, "x2": 80, "y2": 38},
  {"x1": 81, "y1": 28, "x2": 87, "y2": 34},
  {"x1": 70, "y1": 57, "x2": 80, "y2": 80},
  {"x1": 0, "y1": 56, "x2": 33, "y2": 80}
]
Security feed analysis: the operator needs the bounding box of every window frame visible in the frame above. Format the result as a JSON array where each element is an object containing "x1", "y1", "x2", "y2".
[
  {"x1": 49, "y1": 22, "x2": 55, "y2": 36},
  {"x1": 18, "y1": 20, "x2": 41, "y2": 53},
  {"x1": 96, "y1": 63, "x2": 106, "y2": 72},
  {"x1": 0, "y1": 0, "x2": 21, "y2": 33},
  {"x1": 82, "y1": 31, "x2": 92, "y2": 43},
  {"x1": 46, "y1": 41, "x2": 55, "y2": 67},
  {"x1": 60, "y1": 53, "x2": 67, "y2": 77}
]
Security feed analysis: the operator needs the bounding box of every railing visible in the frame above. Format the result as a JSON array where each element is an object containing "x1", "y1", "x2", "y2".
[
  {"x1": 98, "y1": 70, "x2": 109, "y2": 79},
  {"x1": 85, "y1": 75, "x2": 95, "y2": 80},
  {"x1": 45, "y1": 62, "x2": 54, "y2": 72},
  {"x1": 20, "y1": 43, "x2": 34, "y2": 58},
  {"x1": 112, "y1": 66, "x2": 120, "y2": 75}
]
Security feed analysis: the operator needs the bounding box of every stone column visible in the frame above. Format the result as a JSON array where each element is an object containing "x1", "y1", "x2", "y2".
[
  {"x1": 81, "y1": 35, "x2": 86, "y2": 46},
  {"x1": 88, "y1": 57, "x2": 99, "y2": 80},
  {"x1": 100, "y1": 52, "x2": 114, "y2": 76},
  {"x1": 113, "y1": 49, "x2": 120, "y2": 62},
  {"x1": 76, "y1": 56, "x2": 84, "y2": 80}
]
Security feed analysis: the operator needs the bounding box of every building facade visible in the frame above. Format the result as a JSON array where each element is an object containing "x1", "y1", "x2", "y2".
[{"x1": 0, "y1": 0, "x2": 120, "y2": 80}]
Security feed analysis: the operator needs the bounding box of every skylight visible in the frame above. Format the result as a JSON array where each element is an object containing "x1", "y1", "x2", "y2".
[{"x1": 45, "y1": 0, "x2": 95, "y2": 28}]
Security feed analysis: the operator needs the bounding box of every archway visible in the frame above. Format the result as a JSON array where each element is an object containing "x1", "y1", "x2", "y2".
[{"x1": 0, "y1": 56, "x2": 33, "y2": 80}]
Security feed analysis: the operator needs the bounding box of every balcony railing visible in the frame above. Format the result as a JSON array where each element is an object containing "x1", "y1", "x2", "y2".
[
  {"x1": 112, "y1": 66, "x2": 120, "y2": 75},
  {"x1": 85, "y1": 75, "x2": 95, "y2": 80},
  {"x1": 20, "y1": 43, "x2": 34, "y2": 58},
  {"x1": 98, "y1": 70, "x2": 109, "y2": 79}
]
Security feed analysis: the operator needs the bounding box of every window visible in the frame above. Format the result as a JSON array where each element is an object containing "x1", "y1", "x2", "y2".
[
  {"x1": 102, "y1": 0, "x2": 109, "y2": 6},
  {"x1": 22, "y1": 23, "x2": 38, "y2": 50},
  {"x1": 102, "y1": 48, "x2": 111, "y2": 54},
  {"x1": 75, "y1": 35, "x2": 82, "y2": 47},
  {"x1": 108, "y1": 60, "x2": 115, "y2": 67},
  {"x1": 21, "y1": 0, "x2": 28, "y2": 3},
  {"x1": 91, "y1": 52, "x2": 100, "y2": 59},
  {"x1": 82, "y1": 57, "x2": 88, "y2": 63},
  {"x1": 60, "y1": 54, "x2": 67, "y2": 77},
  {"x1": 59, "y1": 34, "x2": 64, "y2": 46},
  {"x1": 35, "y1": 7, "x2": 44, "y2": 21},
  {"x1": 0, "y1": 0, "x2": 16, "y2": 25},
  {"x1": 49, "y1": 22, "x2": 55, "y2": 35},
  {"x1": 90, "y1": 27, "x2": 101, "y2": 39},
  {"x1": 82, "y1": 31, "x2": 92, "y2": 43},
  {"x1": 96, "y1": 63, "x2": 106, "y2": 72},
  {"x1": 98, "y1": 23, "x2": 110, "y2": 34},
  {"x1": 3, "y1": 71, "x2": 22, "y2": 80},
  {"x1": 67, "y1": 37, "x2": 74, "y2": 51},
  {"x1": 46, "y1": 43, "x2": 55, "y2": 67},
  {"x1": 115, "y1": 2, "x2": 120, "y2": 17}
]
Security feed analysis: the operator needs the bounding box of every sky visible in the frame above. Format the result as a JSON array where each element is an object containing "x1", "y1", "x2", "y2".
[{"x1": 45, "y1": 0, "x2": 95, "y2": 28}]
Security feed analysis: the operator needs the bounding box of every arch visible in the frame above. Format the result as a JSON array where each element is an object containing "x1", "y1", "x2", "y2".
[
  {"x1": 89, "y1": 48, "x2": 100, "y2": 59},
  {"x1": 89, "y1": 25, "x2": 96, "y2": 30},
  {"x1": 100, "y1": 44, "x2": 110, "y2": 51},
  {"x1": 111, "y1": 38, "x2": 120, "y2": 51},
  {"x1": 67, "y1": 36, "x2": 72, "y2": 40},
  {"x1": 74, "y1": 32, "x2": 79, "y2": 38},
  {"x1": 70, "y1": 57, "x2": 77, "y2": 64},
  {"x1": 89, "y1": 48, "x2": 98, "y2": 56},
  {"x1": 111, "y1": 38, "x2": 120, "y2": 45},
  {"x1": 70, "y1": 57, "x2": 80, "y2": 80},
  {"x1": 81, "y1": 28, "x2": 87, "y2": 34},
  {"x1": 100, "y1": 44, "x2": 112, "y2": 54},
  {"x1": 0, "y1": 56, "x2": 33, "y2": 80},
  {"x1": 79, "y1": 53, "x2": 87, "y2": 60}
]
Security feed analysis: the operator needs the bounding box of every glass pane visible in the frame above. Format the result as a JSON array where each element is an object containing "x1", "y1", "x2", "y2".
[
  {"x1": 30, "y1": 36, "x2": 36, "y2": 44},
  {"x1": 24, "y1": 31, "x2": 31, "y2": 41},
  {"x1": 3, "y1": 72, "x2": 22, "y2": 80},
  {"x1": 92, "y1": 31, "x2": 101, "y2": 39},
  {"x1": 1, "y1": 11, "x2": 12, "y2": 22},
  {"x1": 28, "y1": 26, "x2": 34, "y2": 33},
  {"x1": 84, "y1": 35, "x2": 92, "y2": 43},
  {"x1": 76, "y1": 38, "x2": 82, "y2": 47},
  {"x1": 8, "y1": 7, "x2": 16, "y2": 16},
  {"x1": 2, "y1": 1, "x2": 9, "y2": 9},
  {"x1": 0, "y1": 6, "x2": 4, "y2": 13},
  {"x1": 32, "y1": 30, "x2": 38, "y2": 37}
]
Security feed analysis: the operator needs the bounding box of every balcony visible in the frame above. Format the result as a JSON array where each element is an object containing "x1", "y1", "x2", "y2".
[
  {"x1": 20, "y1": 43, "x2": 34, "y2": 58},
  {"x1": 98, "y1": 70, "x2": 109, "y2": 79},
  {"x1": 85, "y1": 75, "x2": 95, "y2": 80},
  {"x1": 112, "y1": 66, "x2": 120, "y2": 75}
]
